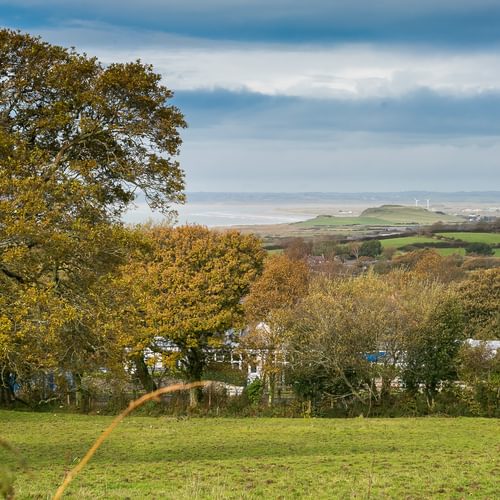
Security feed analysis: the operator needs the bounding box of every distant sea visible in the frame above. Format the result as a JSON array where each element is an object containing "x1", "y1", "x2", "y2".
[
  {"x1": 175, "y1": 203, "x2": 312, "y2": 227},
  {"x1": 123, "y1": 191, "x2": 500, "y2": 227}
]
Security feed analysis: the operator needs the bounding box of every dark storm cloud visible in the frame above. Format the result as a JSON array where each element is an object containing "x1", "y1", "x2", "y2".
[{"x1": 2, "y1": 0, "x2": 500, "y2": 46}]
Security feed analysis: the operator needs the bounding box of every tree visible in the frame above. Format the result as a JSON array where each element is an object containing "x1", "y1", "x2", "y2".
[
  {"x1": 312, "y1": 238, "x2": 339, "y2": 260},
  {"x1": 457, "y1": 341, "x2": 500, "y2": 416},
  {"x1": 286, "y1": 271, "x2": 463, "y2": 413},
  {"x1": 243, "y1": 254, "x2": 309, "y2": 404},
  {"x1": 348, "y1": 242, "x2": 362, "y2": 260},
  {"x1": 359, "y1": 239, "x2": 382, "y2": 258},
  {"x1": 402, "y1": 295, "x2": 464, "y2": 408},
  {"x1": 456, "y1": 268, "x2": 500, "y2": 339},
  {"x1": 391, "y1": 249, "x2": 464, "y2": 283},
  {"x1": 0, "y1": 30, "x2": 186, "y2": 406},
  {"x1": 284, "y1": 238, "x2": 312, "y2": 261},
  {"x1": 286, "y1": 275, "x2": 378, "y2": 411},
  {"x1": 121, "y1": 225, "x2": 264, "y2": 406},
  {"x1": 0, "y1": 30, "x2": 185, "y2": 215}
]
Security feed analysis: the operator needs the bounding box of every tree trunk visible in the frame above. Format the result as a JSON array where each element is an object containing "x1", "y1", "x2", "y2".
[
  {"x1": 132, "y1": 354, "x2": 157, "y2": 393},
  {"x1": 0, "y1": 383, "x2": 13, "y2": 407},
  {"x1": 0, "y1": 369, "x2": 14, "y2": 407},
  {"x1": 267, "y1": 373, "x2": 276, "y2": 405},
  {"x1": 73, "y1": 372, "x2": 91, "y2": 413},
  {"x1": 425, "y1": 386, "x2": 436, "y2": 411},
  {"x1": 185, "y1": 347, "x2": 205, "y2": 407},
  {"x1": 380, "y1": 376, "x2": 392, "y2": 402}
]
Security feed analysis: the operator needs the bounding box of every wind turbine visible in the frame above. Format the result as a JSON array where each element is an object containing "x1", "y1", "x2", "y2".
[
  {"x1": 414, "y1": 199, "x2": 419, "y2": 207},
  {"x1": 426, "y1": 199, "x2": 430, "y2": 210}
]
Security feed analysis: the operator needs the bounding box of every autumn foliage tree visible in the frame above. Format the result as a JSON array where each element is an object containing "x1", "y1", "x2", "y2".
[
  {"x1": 286, "y1": 271, "x2": 464, "y2": 412},
  {"x1": 0, "y1": 30, "x2": 186, "y2": 406},
  {"x1": 456, "y1": 268, "x2": 500, "y2": 339},
  {"x1": 391, "y1": 249, "x2": 464, "y2": 283},
  {"x1": 243, "y1": 254, "x2": 309, "y2": 403},
  {"x1": 121, "y1": 225, "x2": 264, "y2": 405}
]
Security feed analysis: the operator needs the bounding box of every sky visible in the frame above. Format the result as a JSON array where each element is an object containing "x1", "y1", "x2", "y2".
[{"x1": 2, "y1": 0, "x2": 500, "y2": 192}]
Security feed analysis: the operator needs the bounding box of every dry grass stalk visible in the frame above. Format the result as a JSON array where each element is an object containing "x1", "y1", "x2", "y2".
[{"x1": 53, "y1": 380, "x2": 210, "y2": 500}]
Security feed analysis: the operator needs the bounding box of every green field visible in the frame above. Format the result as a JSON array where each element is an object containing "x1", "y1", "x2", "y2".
[
  {"x1": 380, "y1": 236, "x2": 439, "y2": 249},
  {"x1": 265, "y1": 248, "x2": 285, "y2": 255},
  {"x1": 1, "y1": 411, "x2": 499, "y2": 499},
  {"x1": 295, "y1": 215, "x2": 391, "y2": 227},
  {"x1": 296, "y1": 206, "x2": 463, "y2": 229},
  {"x1": 379, "y1": 232, "x2": 500, "y2": 256},
  {"x1": 436, "y1": 232, "x2": 500, "y2": 244},
  {"x1": 434, "y1": 248, "x2": 466, "y2": 256}
]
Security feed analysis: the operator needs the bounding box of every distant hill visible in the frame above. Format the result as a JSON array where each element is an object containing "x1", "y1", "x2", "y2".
[
  {"x1": 295, "y1": 205, "x2": 464, "y2": 228},
  {"x1": 360, "y1": 205, "x2": 462, "y2": 224}
]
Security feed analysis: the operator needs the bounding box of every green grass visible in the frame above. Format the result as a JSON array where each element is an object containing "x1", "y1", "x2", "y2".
[
  {"x1": 380, "y1": 236, "x2": 439, "y2": 249},
  {"x1": 434, "y1": 248, "x2": 466, "y2": 256},
  {"x1": 295, "y1": 215, "x2": 391, "y2": 227},
  {"x1": 436, "y1": 232, "x2": 500, "y2": 244},
  {"x1": 265, "y1": 248, "x2": 284, "y2": 255},
  {"x1": 1, "y1": 411, "x2": 499, "y2": 499}
]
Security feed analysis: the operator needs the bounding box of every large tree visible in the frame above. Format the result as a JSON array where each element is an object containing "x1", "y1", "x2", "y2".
[
  {"x1": 287, "y1": 272, "x2": 464, "y2": 412},
  {"x1": 456, "y1": 268, "x2": 500, "y2": 339},
  {"x1": 121, "y1": 225, "x2": 265, "y2": 405},
  {"x1": 243, "y1": 254, "x2": 309, "y2": 404},
  {"x1": 0, "y1": 30, "x2": 186, "y2": 405}
]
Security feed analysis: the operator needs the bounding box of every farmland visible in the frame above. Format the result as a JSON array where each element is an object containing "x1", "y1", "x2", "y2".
[
  {"x1": 380, "y1": 236, "x2": 439, "y2": 249},
  {"x1": 295, "y1": 215, "x2": 390, "y2": 227},
  {"x1": 378, "y1": 232, "x2": 500, "y2": 256},
  {"x1": 1, "y1": 411, "x2": 499, "y2": 499},
  {"x1": 434, "y1": 248, "x2": 467, "y2": 256},
  {"x1": 436, "y1": 232, "x2": 500, "y2": 245}
]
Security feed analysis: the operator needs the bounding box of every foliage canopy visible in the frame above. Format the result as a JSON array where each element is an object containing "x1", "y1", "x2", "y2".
[{"x1": 0, "y1": 30, "x2": 186, "y2": 405}]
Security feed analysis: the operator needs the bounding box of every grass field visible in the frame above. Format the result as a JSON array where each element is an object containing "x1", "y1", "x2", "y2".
[
  {"x1": 295, "y1": 215, "x2": 391, "y2": 227},
  {"x1": 434, "y1": 248, "x2": 466, "y2": 256},
  {"x1": 266, "y1": 248, "x2": 285, "y2": 255},
  {"x1": 436, "y1": 232, "x2": 500, "y2": 245},
  {"x1": 380, "y1": 236, "x2": 438, "y2": 249},
  {"x1": 379, "y1": 232, "x2": 500, "y2": 257},
  {"x1": 1, "y1": 411, "x2": 499, "y2": 499}
]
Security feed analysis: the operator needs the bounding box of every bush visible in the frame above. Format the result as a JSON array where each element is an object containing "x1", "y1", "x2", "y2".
[
  {"x1": 359, "y1": 240, "x2": 382, "y2": 257},
  {"x1": 245, "y1": 379, "x2": 263, "y2": 406},
  {"x1": 465, "y1": 242, "x2": 494, "y2": 256}
]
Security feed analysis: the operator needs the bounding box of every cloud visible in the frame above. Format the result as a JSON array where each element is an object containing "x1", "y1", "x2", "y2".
[
  {"x1": 157, "y1": 45, "x2": 500, "y2": 98},
  {"x1": 2, "y1": 2, "x2": 499, "y2": 193},
  {"x1": 2, "y1": 0, "x2": 500, "y2": 45},
  {"x1": 16, "y1": 24, "x2": 500, "y2": 100}
]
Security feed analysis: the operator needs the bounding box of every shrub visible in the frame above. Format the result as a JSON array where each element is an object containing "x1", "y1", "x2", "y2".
[
  {"x1": 465, "y1": 242, "x2": 494, "y2": 256},
  {"x1": 245, "y1": 379, "x2": 263, "y2": 406},
  {"x1": 359, "y1": 240, "x2": 382, "y2": 257}
]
